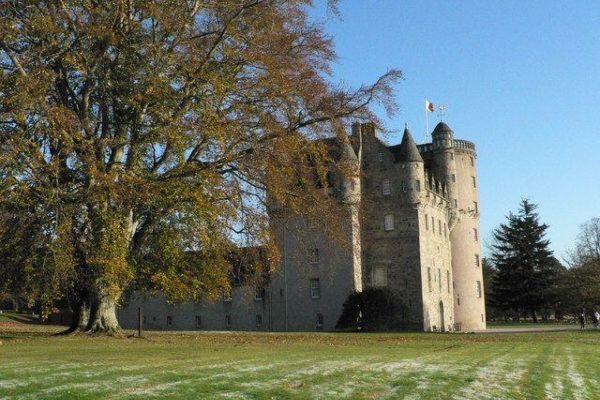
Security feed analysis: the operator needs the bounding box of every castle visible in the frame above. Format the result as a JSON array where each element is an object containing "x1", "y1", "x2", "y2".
[{"x1": 118, "y1": 121, "x2": 486, "y2": 332}]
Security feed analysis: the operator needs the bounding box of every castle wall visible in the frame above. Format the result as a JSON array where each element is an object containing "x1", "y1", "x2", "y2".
[
  {"x1": 450, "y1": 145, "x2": 486, "y2": 330},
  {"x1": 417, "y1": 191, "x2": 454, "y2": 332},
  {"x1": 359, "y1": 133, "x2": 427, "y2": 329},
  {"x1": 117, "y1": 286, "x2": 271, "y2": 331},
  {"x1": 269, "y1": 206, "x2": 361, "y2": 331}
]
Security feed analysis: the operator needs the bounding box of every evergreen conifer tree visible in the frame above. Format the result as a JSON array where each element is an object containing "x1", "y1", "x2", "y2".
[{"x1": 490, "y1": 199, "x2": 555, "y2": 321}]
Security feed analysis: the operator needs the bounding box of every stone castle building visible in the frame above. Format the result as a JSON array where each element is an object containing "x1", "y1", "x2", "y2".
[{"x1": 118, "y1": 121, "x2": 486, "y2": 332}]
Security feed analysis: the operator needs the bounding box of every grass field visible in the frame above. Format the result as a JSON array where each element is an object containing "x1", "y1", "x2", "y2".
[{"x1": 1, "y1": 315, "x2": 600, "y2": 399}]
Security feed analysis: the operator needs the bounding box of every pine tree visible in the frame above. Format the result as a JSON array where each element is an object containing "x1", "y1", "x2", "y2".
[{"x1": 490, "y1": 199, "x2": 556, "y2": 321}]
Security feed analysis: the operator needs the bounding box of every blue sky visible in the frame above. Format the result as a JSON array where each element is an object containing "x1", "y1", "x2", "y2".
[{"x1": 311, "y1": 0, "x2": 600, "y2": 260}]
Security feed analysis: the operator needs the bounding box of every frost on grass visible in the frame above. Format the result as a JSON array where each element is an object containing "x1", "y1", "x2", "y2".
[
  {"x1": 566, "y1": 352, "x2": 589, "y2": 400},
  {"x1": 452, "y1": 355, "x2": 527, "y2": 400}
]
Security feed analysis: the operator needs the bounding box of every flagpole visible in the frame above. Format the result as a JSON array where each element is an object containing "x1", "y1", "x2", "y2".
[{"x1": 424, "y1": 98, "x2": 429, "y2": 143}]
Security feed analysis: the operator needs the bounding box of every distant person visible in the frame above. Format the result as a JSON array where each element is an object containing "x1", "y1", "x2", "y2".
[
  {"x1": 591, "y1": 312, "x2": 598, "y2": 329},
  {"x1": 595, "y1": 311, "x2": 600, "y2": 329},
  {"x1": 579, "y1": 313, "x2": 585, "y2": 329}
]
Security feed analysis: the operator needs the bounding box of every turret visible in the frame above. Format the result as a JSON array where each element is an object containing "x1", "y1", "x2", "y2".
[
  {"x1": 431, "y1": 122, "x2": 458, "y2": 204},
  {"x1": 397, "y1": 126, "x2": 424, "y2": 204}
]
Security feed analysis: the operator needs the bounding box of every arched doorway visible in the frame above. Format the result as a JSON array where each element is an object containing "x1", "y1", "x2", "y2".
[{"x1": 439, "y1": 301, "x2": 445, "y2": 332}]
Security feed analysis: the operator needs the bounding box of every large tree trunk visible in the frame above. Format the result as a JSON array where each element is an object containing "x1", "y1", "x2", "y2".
[{"x1": 84, "y1": 288, "x2": 121, "y2": 334}]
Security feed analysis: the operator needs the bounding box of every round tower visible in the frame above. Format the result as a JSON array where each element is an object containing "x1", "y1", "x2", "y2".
[{"x1": 432, "y1": 122, "x2": 485, "y2": 331}]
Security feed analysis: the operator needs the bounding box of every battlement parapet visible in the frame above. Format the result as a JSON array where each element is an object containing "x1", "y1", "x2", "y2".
[{"x1": 453, "y1": 139, "x2": 475, "y2": 151}]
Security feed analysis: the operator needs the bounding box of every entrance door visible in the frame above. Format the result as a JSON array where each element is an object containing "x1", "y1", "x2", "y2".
[{"x1": 439, "y1": 301, "x2": 445, "y2": 332}]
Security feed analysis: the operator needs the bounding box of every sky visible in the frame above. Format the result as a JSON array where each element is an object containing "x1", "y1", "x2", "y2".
[{"x1": 310, "y1": 0, "x2": 600, "y2": 261}]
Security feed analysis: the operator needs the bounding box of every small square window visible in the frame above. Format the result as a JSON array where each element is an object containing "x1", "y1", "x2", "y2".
[
  {"x1": 310, "y1": 278, "x2": 321, "y2": 299},
  {"x1": 451, "y1": 174, "x2": 456, "y2": 183},
  {"x1": 372, "y1": 266, "x2": 388, "y2": 287},
  {"x1": 255, "y1": 287, "x2": 265, "y2": 301},
  {"x1": 384, "y1": 214, "x2": 394, "y2": 231},
  {"x1": 309, "y1": 248, "x2": 319, "y2": 264},
  {"x1": 382, "y1": 179, "x2": 391, "y2": 196}
]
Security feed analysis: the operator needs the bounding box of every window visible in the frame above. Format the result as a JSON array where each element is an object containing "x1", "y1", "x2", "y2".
[
  {"x1": 401, "y1": 180, "x2": 407, "y2": 192},
  {"x1": 447, "y1": 271, "x2": 450, "y2": 293},
  {"x1": 256, "y1": 314, "x2": 263, "y2": 327},
  {"x1": 472, "y1": 176, "x2": 477, "y2": 188},
  {"x1": 425, "y1": 214, "x2": 429, "y2": 230},
  {"x1": 477, "y1": 281, "x2": 482, "y2": 298},
  {"x1": 475, "y1": 254, "x2": 480, "y2": 267},
  {"x1": 255, "y1": 287, "x2": 265, "y2": 301},
  {"x1": 382, "y1": 179, "x2": 391, "y2": 195},
  {"x1": 310, "y1": 278, "x2": 321, "y2": 299},
  {"x1": 473, "y1": 201, "x2": 478, "y2": 213},
  {"x1": 167, "y1": 316, "x2": 173, "y2": 327},
  {"x1": 309, "y1": 248, "x2": 319, "y2": 264},
  {"x1": 453, "y1": 199, "x2": 458, "y2": 208},
  {"x1": 481, "y1": 314, "x2": 484, "y2": 322},
  {"x1": 378, "y1": 151, "x2": 384, "y2": 162},
  {"x1": 384, "y1": 214, "x2": 394, "y2": 231},
  {"x1": 470, "y1": 156, "x2": 474, "y2": 166},
  {"x1": 457, "y1": 294, "x2": 461, "y2": 306},
  {"x1": 195, "y1": 315, "x2": 202, "y2": 328},
  {"x1": 438, "y1": 220, "x2": 442, "y2": 235},
  {"x1": 451, "y1": 174, "x2": 456, "y2": 182},
  {"x1": 372, "y1": 266, "x2": 388, "y2": 287},
  {"x1": 316, "y1": 313, "x2": 324, "y2": 330},
  {"x1": 415, "y1": 180, "x2": 421, "y2": 191},
  {"x1": 443, "y1": 223, "x2": 447, "y2": 237},
  {"x1": 225, "y1": 314, "x2": 232, "y2": 329},
  {"x1": 438, "y1": 269, "x2": 441, "y2": 291},
  {"x1": 473, "y1": 228, "x2": 478, "y2": 242},
  {"x1": 431, "y1": 217, "x2": 435, "y2": 233},
  {"x1": 427, "y1": 267, "x2": 432, "y2": 292}
]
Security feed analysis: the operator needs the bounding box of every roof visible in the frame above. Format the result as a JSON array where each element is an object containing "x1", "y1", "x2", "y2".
[
  {"x1": 391, "y1": 127, "x2": 423, "y2": 163},
  {"x1": 432, "y1": 122, "x2": 453, "y2": 134}
]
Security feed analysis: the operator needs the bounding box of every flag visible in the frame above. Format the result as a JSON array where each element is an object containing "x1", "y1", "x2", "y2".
[{"x1": 425, "y1": 100, "x2": 435, "y2": 113}]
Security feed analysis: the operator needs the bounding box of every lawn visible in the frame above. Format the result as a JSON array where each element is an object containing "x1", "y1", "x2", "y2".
[{"x1": 1, "y1": 316, "x2": 599, "y2": 399}]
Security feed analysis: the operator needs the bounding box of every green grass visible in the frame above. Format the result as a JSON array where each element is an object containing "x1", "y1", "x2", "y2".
[{"x1": 1, "y1": 318, "x2": 600, "y2": 399}]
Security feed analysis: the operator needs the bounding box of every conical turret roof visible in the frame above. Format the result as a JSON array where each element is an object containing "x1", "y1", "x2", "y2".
[
  {"x1": 397, "y1": 127, "x2": 423, "y2": 163},
  {"x1": 432, "y1": 122, "x2": 453, "y2": 133}
]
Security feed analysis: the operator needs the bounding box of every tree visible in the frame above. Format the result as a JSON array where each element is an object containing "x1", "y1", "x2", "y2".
[
  {"x1": 560, "y1": 217, "x2": 600, "y2": 314},
  {"x1": 0, "y1": 1, "x2": 401, "y2": 333},
  {"x1": 490, "y1": 199, "x2": 556, "y2": 321}
]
